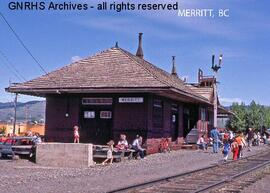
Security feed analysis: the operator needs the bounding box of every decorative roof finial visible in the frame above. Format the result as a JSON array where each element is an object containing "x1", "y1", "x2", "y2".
[
  {"x1": 136, "y1": 33, "x2": 144, "y2": 59},
  {"x1": 115, "y1": 41, "x2": 119, "y2": 48},
  {"x1": 171, "y1": 56, "x2": 178, "y2": 77}
]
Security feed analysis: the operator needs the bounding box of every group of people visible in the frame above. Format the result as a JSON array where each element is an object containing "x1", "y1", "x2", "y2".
[
  {"x1": 73, "y1": 126, "x2": 145, "y2": 165},
  {"x1": 197, "y1": 127, "x2": 270, "y2": 162},
  {"x1": 102, "y1": 134, "x2": 145, "y2": 165}
]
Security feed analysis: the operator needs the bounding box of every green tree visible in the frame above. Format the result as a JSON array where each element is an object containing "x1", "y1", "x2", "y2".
[
  {"x1": 245, "y1": 100, "x2": 264, "y2": 131},
  {"x1": 227, "y1": 102, "x2": 246, "y2": 132},
  {"x1": 228, "y1": 100, "x2": 270, "y2": 133},
  {"x1": 264, "y1": 107, "x2": 270, "y2": 128},
  {"x1": 0, "y1": 126, "x2": 6, "y2": 134}
]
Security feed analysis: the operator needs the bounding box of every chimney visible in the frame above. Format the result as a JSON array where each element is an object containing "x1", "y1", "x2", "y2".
[
  {"x1": 171, "y1": 56, "x2": 178, "y2": 77},
  {"x1": 136, "y1": 33, "x2": 144, "y2": 59}
]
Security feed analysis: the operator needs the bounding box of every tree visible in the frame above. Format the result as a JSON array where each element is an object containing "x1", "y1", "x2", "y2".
[
  {"x1": 245, "y1": 100, "x2": 264, "y2": 130},
  {"x1": 264, "y1": 108, "x2": 270, "y2": 129},
  {"x1": 228, "y1": 100, "x2": 270, "y2": 133},
  {"x1": 227, "y1": 102, "x2": 246, "y2": 132},
  {"x1": 0, "y1": 126, "x2": 6, "y2": 134}
]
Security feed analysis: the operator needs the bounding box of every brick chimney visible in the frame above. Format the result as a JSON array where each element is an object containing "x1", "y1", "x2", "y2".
[
  {"x1": 136, "y1": 33, "x2": 144, "y2": 59},
  {"x1": 171, "y1": 56, "x2": 178, "y2": 77}
]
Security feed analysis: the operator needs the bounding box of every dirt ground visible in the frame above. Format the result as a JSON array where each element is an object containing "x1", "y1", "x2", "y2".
[{"x1": 0, "y1": 145, "x2": 269, "y2": 193}]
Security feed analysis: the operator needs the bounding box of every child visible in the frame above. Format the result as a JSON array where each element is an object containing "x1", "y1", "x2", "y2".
[
  {"x1": 231, "y1": 139, "x2": 239, "y2": 160},
  {"x1": 102, "y1": 140, "x2": 114, "y2": 165},
  {"x1": 222, "y1": 139, "x2": 230, "y2": 161},
  {"x1": 160, "y1": 138, "x2": 171, "y2": 153},
  {"x1": 116, "y1": 134, "x2": 128, "y2": 150},
  {"x1": 73, "y1": 125, "x2": 80, "y2": 143},
  {"x1": 197, "y1": 134, "x2": 207, "y2": 151}
]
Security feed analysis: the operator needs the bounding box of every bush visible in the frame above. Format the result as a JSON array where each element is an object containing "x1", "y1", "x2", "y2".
[{"x1": 0, "y1": 126, "x2": 6, "y2": 134}]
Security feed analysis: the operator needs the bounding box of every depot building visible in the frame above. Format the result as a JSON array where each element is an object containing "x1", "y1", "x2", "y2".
[{"x1": 6, "y1": 33, "x2": 229, "y2": 153}]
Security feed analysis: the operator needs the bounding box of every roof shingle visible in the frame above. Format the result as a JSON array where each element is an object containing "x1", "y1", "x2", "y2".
[{"x1": 7, "y1": 47, "x2": 210, "y2": 103}]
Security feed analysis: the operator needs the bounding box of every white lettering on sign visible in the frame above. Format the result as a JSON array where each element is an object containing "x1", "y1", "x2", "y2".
[{"x1": 119, "y1": 97, "x2": 144, "y2": 103}]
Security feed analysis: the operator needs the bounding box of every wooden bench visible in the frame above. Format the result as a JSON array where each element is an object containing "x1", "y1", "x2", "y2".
[{"x1": 93, "y1": 145, "x2": 136, "y2": 162}]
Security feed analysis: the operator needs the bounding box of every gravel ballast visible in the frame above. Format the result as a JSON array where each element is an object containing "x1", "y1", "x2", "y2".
[{"x1": 0, "y1": 145, "x2": 269, "y2": 193}]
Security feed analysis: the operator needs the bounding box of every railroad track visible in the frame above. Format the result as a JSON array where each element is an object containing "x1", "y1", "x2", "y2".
[{"x1": 109, "y1": 148, "x2": 270, "y2": 193}]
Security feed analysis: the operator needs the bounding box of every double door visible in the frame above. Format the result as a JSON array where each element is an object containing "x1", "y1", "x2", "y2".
[{"x1": 81, "y1": 106, "x2": 112, "y2": 144}]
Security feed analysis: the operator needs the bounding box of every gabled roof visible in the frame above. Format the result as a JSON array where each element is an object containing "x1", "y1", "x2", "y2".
[
  {"x1": 186, "y1": 84, "x2": 214, "y2": 103},
  {"x1": 7, "y1": 47, "x2": 210, "y2": 103},
  {"x1": 187, "y1": 84, "x2": 233, "y2": 115}
]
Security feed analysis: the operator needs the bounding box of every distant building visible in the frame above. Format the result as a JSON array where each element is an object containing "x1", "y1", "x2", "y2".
[
  {"x1": 0, "y1": 121, "x2": 45, "y2": 136},
  {"x1": 6, "y1": 34, "x2": 230, "y2": 153}
]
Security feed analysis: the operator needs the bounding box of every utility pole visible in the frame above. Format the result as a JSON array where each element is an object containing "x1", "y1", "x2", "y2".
[
  {"x1": 211, "y1": 54, "x2": 223, "y2": 128},
  {"x1": 13, "y1": 93, "x2": 18, "y2": 135}
]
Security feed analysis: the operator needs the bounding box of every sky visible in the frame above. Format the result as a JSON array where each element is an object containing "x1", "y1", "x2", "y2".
[{"x1": 0, "y1": 0, "x2": 269, "y2": 106}]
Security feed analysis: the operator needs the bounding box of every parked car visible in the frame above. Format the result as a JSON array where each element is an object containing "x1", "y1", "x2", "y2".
[
  {"x1": 0, "y1": 136, "x2": 36, "y2": 159},
  {"x1": 0, "y1": 134, "x2": 6, "y2": 145}
]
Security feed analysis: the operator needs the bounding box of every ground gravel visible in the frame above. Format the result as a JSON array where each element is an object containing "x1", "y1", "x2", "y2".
[
  {"x1": 242, "y1": 175, "x2": 270, "y2": 193},
  {"x1": 0, "y1": 145, "x2": 269, "y2": 193}
]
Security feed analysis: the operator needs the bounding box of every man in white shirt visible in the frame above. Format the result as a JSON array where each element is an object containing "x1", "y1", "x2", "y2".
[{"x1": 132, "y1": 135, "x2": 144, "y2": 159}]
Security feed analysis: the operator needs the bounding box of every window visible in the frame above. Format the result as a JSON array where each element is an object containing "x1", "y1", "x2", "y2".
[
  {"x1": 171, "y1": 104, "x2": 178, "y2": 111},
  {"x1": 84, "y1": 111, "x2": 95, "y2": 119},
  {"x1": 201, "y1": 108, "x2": 206, "y2": 121},
  {"x1": 100, "y1": 111, "x2": 112, "y2": 119},
  {"x1": 153, "y1": 99, "x2": 163, "y2": 128}
]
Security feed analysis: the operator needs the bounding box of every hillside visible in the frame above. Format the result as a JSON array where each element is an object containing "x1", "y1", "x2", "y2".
[{"x1": 0, "y1": 101, "x2": 45, "y2": 122}]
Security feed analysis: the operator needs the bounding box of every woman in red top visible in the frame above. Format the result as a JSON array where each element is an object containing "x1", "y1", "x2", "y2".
[{"x1": 231, "y1": 139, "x2": 239, "y2": 160}]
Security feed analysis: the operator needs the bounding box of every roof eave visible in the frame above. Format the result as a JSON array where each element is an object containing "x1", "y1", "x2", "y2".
[
  {"x1": 6, "y1": 86, "x2": 171, "y2": 96},
  {"x1": 170, "y1": 88, "x2": 211, "y2": 105}
]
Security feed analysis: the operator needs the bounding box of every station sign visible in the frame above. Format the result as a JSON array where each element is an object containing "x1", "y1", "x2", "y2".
[
  {"x1": 82, "y1": 98, "x2": 113, "y2": 105},
  {"x1": 118, "y1": 97, "x2": 144, "y2": 103}
]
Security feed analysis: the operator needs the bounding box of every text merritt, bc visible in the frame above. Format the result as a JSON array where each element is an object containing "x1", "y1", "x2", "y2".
[{"x1": 178, "y1": 9, "x2": 229, "y2": 18}]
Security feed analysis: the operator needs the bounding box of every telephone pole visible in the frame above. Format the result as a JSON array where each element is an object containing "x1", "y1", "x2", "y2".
[{"x1": 13, "y1": 93, "x2": 18, "y2": 135}]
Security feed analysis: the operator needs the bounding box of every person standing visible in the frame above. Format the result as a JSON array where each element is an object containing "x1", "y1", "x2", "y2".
[
  {"x1": 229, "y1": 130, "x2": 234, "y2": 144},
  {"x1": 73, "y1": 125, "x2": 80, "y2": 143},
  {"x1": 210, "y1": 127, "x2": 220, "y2": 153},
  {"x1": 102, "y1": 140, "x2": 114, "y2": 165},
  {"x1": 247, "y1": 128, "x2": 254, "y2": 151},
  {"x1": 253, "y1": 132, "x2": 258, "y2": 146},
  {"x1": 222, "y1": 138, "x2": 230, "y2": 161},
  {"x1": 236, "y1": 132, "x2": 246, "y2": 158},
  {"x1": 257, "y1": 132, "x2": 261, "y2": 146},
  {"x1": 231, "y1": 139, "x2": 239, "y2": 160}
]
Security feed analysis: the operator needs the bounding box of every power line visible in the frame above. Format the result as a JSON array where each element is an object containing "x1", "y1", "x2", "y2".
[
  {"x1": 0, "y1": 54, "x2": 24, "y2": 82},
  {"x1": 0, "y1": 12, "x2": 48, "y2": 74},
  {"x1": 0, "y1": 50, "x2": 27, "y2": 82}
]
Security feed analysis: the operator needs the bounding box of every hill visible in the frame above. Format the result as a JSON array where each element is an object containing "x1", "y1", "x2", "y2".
[{"x1": 0, "y1": 101, "x2": 45, "y2": 122}]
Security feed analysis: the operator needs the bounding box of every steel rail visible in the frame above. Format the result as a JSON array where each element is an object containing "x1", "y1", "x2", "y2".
[
  {"x1": 109, "y1": 148, "x2": 270, "y2": 193},
  {"x1": 193, "y1": 160, "x2": 270, "y2": 193}
]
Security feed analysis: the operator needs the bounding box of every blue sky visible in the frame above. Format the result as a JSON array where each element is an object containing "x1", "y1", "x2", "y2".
[{"x1": 0, "y1": 0, "x2": 269, "y2": 105}]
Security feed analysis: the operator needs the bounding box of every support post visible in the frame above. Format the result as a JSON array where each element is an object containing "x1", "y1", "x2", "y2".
[{"x1": 213, "y1": 73, "x2": 218, "y2": 128}]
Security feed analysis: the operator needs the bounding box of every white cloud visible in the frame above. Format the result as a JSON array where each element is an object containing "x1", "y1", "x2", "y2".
[
  {"x1": 71, "y1": 56, "x2": 82, "y2": 63},
  {"x1": 219, "y1": 97, "x2": 243, "y2": 105}
]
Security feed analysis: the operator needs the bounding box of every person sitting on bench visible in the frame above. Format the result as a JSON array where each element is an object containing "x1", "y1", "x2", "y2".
[
  {"x1": 116, "y1": 134, "x2": 128, "y2": 150},
  {"x1": 132, "y1": 135, "x2": 144, "y2": 159}
]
